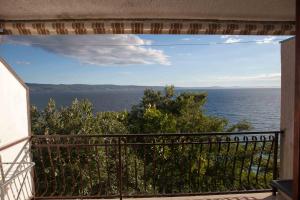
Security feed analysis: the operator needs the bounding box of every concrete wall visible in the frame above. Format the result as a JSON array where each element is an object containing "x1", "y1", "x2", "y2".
[
  {"x1": 0, "y1": 0, "x2": 295, "y2": 21},
  {"x1": 279, "y1": 38, "x2": 295, "y2": 200},
  {"x1": 0, "y1": 58, "x2": 33, "y2": 200},
  {"x1": 280, "y1": 38, "x2": 295, "y2": 179}
]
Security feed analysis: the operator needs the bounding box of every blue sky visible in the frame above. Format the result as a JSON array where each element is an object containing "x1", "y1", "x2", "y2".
[{"x1": 0, "y1": 35, "x2": 292, "y2": 87}]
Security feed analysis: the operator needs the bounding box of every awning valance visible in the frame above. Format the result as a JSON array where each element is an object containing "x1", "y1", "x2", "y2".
[{"x1": 0, "y1": 20, "x2": 295, "y2": 35}]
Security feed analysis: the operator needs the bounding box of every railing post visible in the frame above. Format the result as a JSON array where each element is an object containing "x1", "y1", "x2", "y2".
[
  {"x1": 272, "y1": 132, "x2": 279, "y2": 195},
  {"x1": 0, "y1": 156, "x2": 5, "y2": 184},
  {"x1": 0, "y1": 155, "x2": 5, "y2": 200},
  {"x1": 118, "y1": 137, "x2": 123, "y2": 200}
]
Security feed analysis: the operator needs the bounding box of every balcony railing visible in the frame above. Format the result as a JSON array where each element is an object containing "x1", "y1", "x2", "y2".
[
  {"x1": 31, "y1": 131, "x2": 281, "y2": 199},
  {"x1": 0, "y1": 137, "x2": 35, "y2": 200}
]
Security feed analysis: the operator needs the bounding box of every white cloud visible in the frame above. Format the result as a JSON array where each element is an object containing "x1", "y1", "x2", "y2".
[
  {"x1": 220, "y1": 35, "x2": 242, "y2": 44},
  {"x1": 2, "y1": 35, "x2": 170, "y2": 66},
  {"x1": 255, "y1": 36, "x2": 278, "y2": 44},
  {"x1": 224, "y1": 37, "x2": 242, "y2": 44},
  {"x1": 16, "y1": 61, "x2": 31, "y2": 65}
]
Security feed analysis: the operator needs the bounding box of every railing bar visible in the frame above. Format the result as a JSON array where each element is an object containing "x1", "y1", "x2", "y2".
[
  {"x1": 143, "y1": 144, "x2": 146, "y2": 193},
  {"x1": 56, "y1": 144, "x2": 66, "y2": 196},
  {"x1": 12, "y1": 165, "x2": 28, "y2": 199},
  {"x1": 67, "y1": 147, "x2": 78, "y2": 194},
  {"x1": 94, "y1": 146, "x2": 102, "y2": 196},
  {"x1": 104, "y1": 139, "x2": 110, "y2": 196},
  {"x1": 207, "y1": 138, "x2": 213, "y2": 191},
  {"x1": 87, "y1": 147, "x2": 94, "y2": 196},
  {"x1": 31, "y1": 140, "x2": 275, "y2": 147},
  {"x1": 21, "y1": 167, "x2": 31, "y2": 199},
  {"x1": 124, "y1": 138, "x2": 129, "y2": 195},
  {"x1": 33, "y1": 160, "x2": 40, "y2": 196},
  {"x1": 170, "y1": 139, "x2": 174, "y2": 193},
  {"x1": 255, "y1": 136, "x2": 267, "y2": 185},
  {"x1": 37, "y1": 146, "x2": 49, "y2": 196},
  {"x1": 272, "y1": 132, "x2": 279, "y2": 194},
  {"x1": 66, "y1": 146, "x2": 76, "y2": 196},
  {"x1": 0, "y1": 136, "x2": 31, "y2": 152},
  {"x1": 152, "y1": 139, "x2": 156, "y2": 194},
  {"x1": 15, "y1": 171, "x2": 28, "y2": 200},
  {"x1": 6, "y1": 180, "x2": 14, "y2": 200},
  {"x1": 19, "y1": 164, "x2": 31, "y2": 198},
  {"x1": 162, "y1": 139, "x2": 166, "y2": 194},
  {"x1": 13, "y1": 171, "x2": 26, "y2": 200},
  {"x1": 247, "y1": 137, "x2": 257, "y2": 187},
  {"x1": 1, "y1": 162, "x2": 35, "y2": 164},
  {"x1": 118, "y1": 137, "x2": 123, "y2": 200},
  {"x1": 32, "y1": 189, "x2": 273, "y2": 199},
  {"x1": 231, "y1": 137, "x2": 240, "y2": 190},
  {"x1": 222, "y1": 137, "x2": 231, "y2": 189},
  {"x1": 115, "y1": 140, "x2": 119, "y2": 197},
  {"x1": 75, "y1": 146, "x2": 84, "y2": 199},
  {"x1": 10, "y1": 176, "x2": 18, "y2": 200},
  {"x1": 239, "y1": 137, "x2": 249, "y2": 190},
  {"x1": 190, "y1": 141, "x2": 195, "y2": 192},
  {"x1": 47, "y1": 139, "x2": 58, "y2": 197},
  {"x1": 25, "y1": 167, "x2": 34, "y2": 196},
  {"x1": 180, "y1": 141, "x2": 185, "y2": 193},
  {"x1": 215, "y1": 138, "x2": 222, "y2": 189},
  {"x1": 134, "y1": 146, "x2": 138, "y2": 193},
  {"x1": 0, "y1": 156, "x2": 5, "y2": 184},
  {"x1": 198, "y1": 142, "x2": 203, "y2": 192},
  {"x1": 31, "y1": 131, "x2": 283, "y2": 138},
  {"x1": 264, "y1": 137, "x2": 274, "y2": 184}
]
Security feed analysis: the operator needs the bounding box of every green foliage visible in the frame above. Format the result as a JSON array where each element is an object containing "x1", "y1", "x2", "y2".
[
  {"x1": 31, "y1": 86, "x2": 270, "y2": 197},
  {"x1": 31, "y1": 98, "x2": 128, "y2": 135},
  {"x1": 127, "y1": 86, "x2": 249, "y2": 133}
]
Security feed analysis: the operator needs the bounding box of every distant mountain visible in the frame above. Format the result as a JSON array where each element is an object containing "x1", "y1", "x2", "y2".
[
  {"x1": 27, "y1": 83, "x2": 280, "y2": 94},
  {"x1": 27, "y1": 83, "x2": 164, "y2": 93}
]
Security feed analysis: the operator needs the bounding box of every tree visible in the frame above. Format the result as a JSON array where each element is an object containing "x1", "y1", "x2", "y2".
[
  {"x1": 128, "y1": 86, "x2": 251, "y2": 133},
  {"x1": 31, "y1": 86, "x2": 270, "y2": 197}
]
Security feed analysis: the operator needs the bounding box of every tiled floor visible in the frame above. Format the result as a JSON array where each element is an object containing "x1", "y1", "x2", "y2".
[{"x1": 122, "y1": 193, "x2": 275, "y2": 200}]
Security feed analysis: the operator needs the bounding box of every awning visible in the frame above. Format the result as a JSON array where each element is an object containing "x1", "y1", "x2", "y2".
[{"x1": 0, "y1": 0, "x2": 296, "y2": 35}]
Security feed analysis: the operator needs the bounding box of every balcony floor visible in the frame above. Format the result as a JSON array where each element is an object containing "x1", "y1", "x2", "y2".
[
  {"x1": 120, "y1": 193, "x2": 275, "y2": 200},
  {"x1": 38, "y1": 192, "x2": 276, "y2": 200}
]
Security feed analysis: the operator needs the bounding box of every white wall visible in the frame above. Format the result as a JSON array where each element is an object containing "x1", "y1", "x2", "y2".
[
  {"x1": 0, "y1": 59, "x2": 33, "y2": 200},
  {"x1": 0, "y1": 59, "x2": 29, "y2": 149}
]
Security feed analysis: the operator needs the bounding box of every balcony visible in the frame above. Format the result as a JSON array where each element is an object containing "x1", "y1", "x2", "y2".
[{"x1": 15, "y1": 131, "x2": 280, "y2": 200}]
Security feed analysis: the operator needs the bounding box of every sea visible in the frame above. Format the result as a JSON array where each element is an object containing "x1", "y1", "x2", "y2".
[{"x1": 29, "y1": 88, "x2": 280, "y2": 131}]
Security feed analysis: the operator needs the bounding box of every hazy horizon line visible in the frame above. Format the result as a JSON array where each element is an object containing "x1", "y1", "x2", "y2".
[{"x1": 26, "y1": 82, "x2": 280, "y2": 89}]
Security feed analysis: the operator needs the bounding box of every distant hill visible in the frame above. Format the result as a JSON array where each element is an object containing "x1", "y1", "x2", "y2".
[
  {"x1": 27, "y1": 83, "x2": 262, "y2": 93},
  {"x1": 27, "y1": 83, "x2": 164, "y2": 93}
]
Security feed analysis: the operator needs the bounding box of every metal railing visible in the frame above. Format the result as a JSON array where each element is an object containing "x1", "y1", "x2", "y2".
[
  {"x1": 31, "y1": 131, "x2": 281, "y2": 199},
  {"x1": 0, "y1": 137, "x2": 35, "y2": 200}
]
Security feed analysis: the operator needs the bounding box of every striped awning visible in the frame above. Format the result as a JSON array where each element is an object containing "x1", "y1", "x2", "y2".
[{"x1": 0, "y1": 20, "x2": 295, "y2": 35}]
